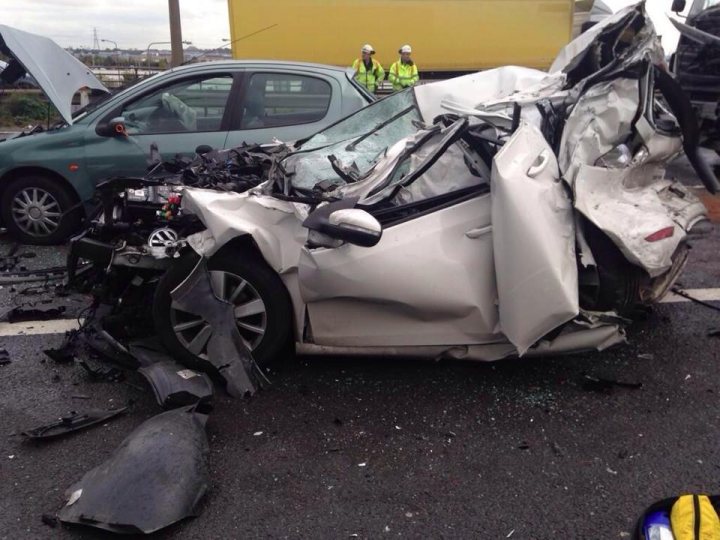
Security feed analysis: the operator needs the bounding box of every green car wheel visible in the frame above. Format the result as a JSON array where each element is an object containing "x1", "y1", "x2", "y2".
[{"x1": 1, "y1": 175, "x2": 81, "y2": 245}]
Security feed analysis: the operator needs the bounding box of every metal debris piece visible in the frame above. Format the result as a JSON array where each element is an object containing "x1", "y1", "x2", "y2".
[
  {"x1": 58, "y1": 407, "x2": 209, "y2": 534},
  {"x1": 21, "y1": 408, "x2": 127, "y2": 440},
  {"x1": 170, "y1": 257, "x2": 268, "y2": 397},
  {"x1": 78, "y1": 360, "x2": 125, "y2": 383},
  {"x1": 0, "y1": 349, "x2": 10, "y2": 366},
  {"x1": 43, "y1": 346, "x2": 75, "y2": 364},
  {"x1": 581, "y1": 375, "x2": 642, "y2": 393}
]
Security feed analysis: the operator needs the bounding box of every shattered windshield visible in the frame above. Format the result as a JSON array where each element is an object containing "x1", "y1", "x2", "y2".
[{"x1": 285, "y1": 91, "x2": 422, "y2": 192}]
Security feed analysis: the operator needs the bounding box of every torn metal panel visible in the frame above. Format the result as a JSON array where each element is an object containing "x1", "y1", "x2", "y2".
[
  {"x1": 58, "y1": 407, "x2": 209, "y2": 534},
  {"x1": 523, "y1": 321, "x2": 626, "y2": 357},
  {"x1": 0, "y1": 25, "x2": 109, "y2": 125},
  {"x1": 413, "y1": 67, "x2": 550, "y2": 124},
  {"x1": 170, "y1": 257, "x2": 266, "y2": 397},
  {"x1": 572, "y1": 165, "x2": 694, "y2": 277},
  {"x1": 138, "y1": 361, "x2": 214, "y2": 410},
  {"x1": 181, "y1": 190, "x2": 307, "y2": 273},
  {"x1": 21, "y1": 408, "x2": 127, "y2": 440},
  {"x1": 549, "y1": 6, "x2": 638, "y2": 74},
  {"x1": 559, "y1": 77, "x2": 642, "y2": 182},
  {"x1": 491, "y1": 124, "x2": 579, "y2": 355}
]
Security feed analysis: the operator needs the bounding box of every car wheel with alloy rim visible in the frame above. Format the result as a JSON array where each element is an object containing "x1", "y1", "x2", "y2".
[
  {"x1": 0, "y1": 175, "x2": 81, "y2": 245},
  {"x1": 153, "y1": 249, "x2": 293, "y2": 371}
]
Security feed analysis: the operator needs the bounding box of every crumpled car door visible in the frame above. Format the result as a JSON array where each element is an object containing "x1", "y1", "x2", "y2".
[{"x1": 491, "y1": 124, "x2": 579, "y2": 355}]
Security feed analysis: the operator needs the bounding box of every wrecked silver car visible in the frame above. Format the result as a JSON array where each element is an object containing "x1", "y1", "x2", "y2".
[{"x1": 69, "y1": 4, "x2": 716, "y2": 368}]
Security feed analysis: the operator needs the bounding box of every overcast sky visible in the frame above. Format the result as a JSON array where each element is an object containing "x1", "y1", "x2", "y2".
[
  {"x1": 1, "y1": 0, "x2": 232, "y2": 50},
  {"x1": 0, "y1": 0, "x2": 690, "y2": 53}
]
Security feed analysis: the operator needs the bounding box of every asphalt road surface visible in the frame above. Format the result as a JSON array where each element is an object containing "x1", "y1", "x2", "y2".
[{"x1": 0, "y1": 159, "x2": 719, "y2": 539}]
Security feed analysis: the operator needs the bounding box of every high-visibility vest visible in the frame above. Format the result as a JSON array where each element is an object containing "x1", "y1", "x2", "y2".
[
  {"x1": 388, "y1": 60, "x2": 419, "y2": 92},
  {"x1": 352, "y1": 58, "x2": 385, "y2": 93}
]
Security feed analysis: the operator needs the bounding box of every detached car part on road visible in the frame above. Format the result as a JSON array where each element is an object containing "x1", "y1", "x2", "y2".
[
  {"x1": 70, "y1": 4, "x2": 715, "y2": 367},
  {"x1": 0, "y1": 25, "x2": 373, "y2": 244},
  {"x1": 58, "y1": 407, "x2": 209, "y2": 534}
]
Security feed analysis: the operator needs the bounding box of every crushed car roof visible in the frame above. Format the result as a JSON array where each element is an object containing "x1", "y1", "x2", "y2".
[{"x1": 0, "y1": 25, "x2": 109, "y2": 124}]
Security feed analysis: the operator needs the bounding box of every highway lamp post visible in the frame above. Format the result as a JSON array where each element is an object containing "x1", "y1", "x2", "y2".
[
  {"x1": 146, "y1": 40, "x2": 191, "y2": 69},
  {"x1": 100, "y1": 39, "x2": 120, "y2": 85}
]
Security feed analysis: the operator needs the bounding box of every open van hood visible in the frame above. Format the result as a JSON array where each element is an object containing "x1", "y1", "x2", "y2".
[{"x1": 0, "y1": 25, "x2": 109, "y2": 125}]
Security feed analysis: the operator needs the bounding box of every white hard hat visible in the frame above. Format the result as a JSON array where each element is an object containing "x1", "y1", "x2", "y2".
[
  {"x1": 361, "y1": 44, "x2": 375, "y2": 54},
  {"x1": 399, "y1": 44, "x2": 412, "y2": 54}
]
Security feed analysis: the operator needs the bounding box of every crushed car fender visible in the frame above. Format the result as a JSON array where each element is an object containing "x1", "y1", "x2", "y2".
[{"x1": 58, "y1": 407, "x2": 209, "y2": 534}]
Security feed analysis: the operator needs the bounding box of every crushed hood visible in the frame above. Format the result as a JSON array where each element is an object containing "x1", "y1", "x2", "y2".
[{"x1": 0, "y1": 25, "x2": 109, "y2": 125}]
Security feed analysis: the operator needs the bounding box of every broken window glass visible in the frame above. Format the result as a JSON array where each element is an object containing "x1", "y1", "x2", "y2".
[{"x1": 285, "y1": 91, "x2": 421, "y2": 192}]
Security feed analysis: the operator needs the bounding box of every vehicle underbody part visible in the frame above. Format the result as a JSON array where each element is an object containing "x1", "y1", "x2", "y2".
[
  {"x1": 22, "y1": 408, "x2": 127, "y2": 440},
  {"x1": 58, "y1": 407, "x2": 209, "y2": 534},
  {"x1": 138, "y1": 359, "x2": 214, "y2": 411},
  {"x1": 169, "y1": 257, "x2": 268, "y2": 397}
]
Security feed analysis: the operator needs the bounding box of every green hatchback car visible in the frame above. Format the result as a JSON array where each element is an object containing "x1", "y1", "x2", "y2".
[{"x1": 0, "y1": 26, "x2": 372, "y2": 244}]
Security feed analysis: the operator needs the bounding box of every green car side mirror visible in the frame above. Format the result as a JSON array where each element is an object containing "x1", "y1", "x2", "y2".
[{"x1": 96, "y1": 116, "x2": 128, "y2": 138}]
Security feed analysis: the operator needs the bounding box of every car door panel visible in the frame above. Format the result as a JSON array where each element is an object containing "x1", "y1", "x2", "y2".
[
  {"x1": 298, "y1": 194, "x2": 499, "y2": 347},
  {"x1": 83, "y1": 74, "x2": 235, "y2": 185},
  {"x1": 491, "y1": 124, "x2": 578, "y2": 355}
]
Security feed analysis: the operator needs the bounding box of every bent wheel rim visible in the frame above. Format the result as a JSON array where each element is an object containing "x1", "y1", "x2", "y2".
[{"x1": 169, "y1": 270, "x2": 267, "y2": 358}]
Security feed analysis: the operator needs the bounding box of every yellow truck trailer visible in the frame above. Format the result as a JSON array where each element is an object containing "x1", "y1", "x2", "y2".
[{"x1": 227, "y1": 0, "x2": 577, "y2": 76}]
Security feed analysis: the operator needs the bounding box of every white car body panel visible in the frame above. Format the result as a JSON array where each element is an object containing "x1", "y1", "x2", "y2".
[
  {"x1": 491, "y1": 124, "x2": 579, "y2": 354},
  {"x1": 298, "y1": 195, "x2": 498, "y2": 347},
  {"x1": 413, "y1": 66, "x2": 550, "y2": 124}
]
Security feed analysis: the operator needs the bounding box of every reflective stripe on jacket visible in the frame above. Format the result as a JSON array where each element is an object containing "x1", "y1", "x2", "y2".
[
  {"x1": 388, "y1": 60, "x2": 419, "y2": 91},
  {"x1": 352, "y1": 58, "x2": 385, "y2": 92}
]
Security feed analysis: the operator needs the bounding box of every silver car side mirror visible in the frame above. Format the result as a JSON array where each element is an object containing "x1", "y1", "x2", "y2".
[{"x1": 303, "y1": 206, "x2": 382, "y2": 248}]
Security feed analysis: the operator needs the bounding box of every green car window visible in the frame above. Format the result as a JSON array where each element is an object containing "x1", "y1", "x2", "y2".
[
  {"x1": 240, "y1": 73, "x2": 332, "y2": 130},
  {"x1": 121, "y1": 75, "x2": 233, "y2": 134}
]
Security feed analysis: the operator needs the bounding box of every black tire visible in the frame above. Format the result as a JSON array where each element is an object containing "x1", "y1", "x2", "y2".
[
  {"x1": 582, "y1": 220, "x2": 643, "y2": 314},
  {"x1": 153, "y1": 249, "x2": 294, "y2": 370},
  {"x1": 0, "y1": 175, "x2": 81, "y2": 245}
]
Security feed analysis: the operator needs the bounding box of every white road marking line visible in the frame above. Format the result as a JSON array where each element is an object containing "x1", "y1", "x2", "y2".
[
  {"x1": 661, "y1": 288, "x2": 720, "y2": 303},
  {"x1": 0, "y1": 319, "x2": 81, "y2": 337}
]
